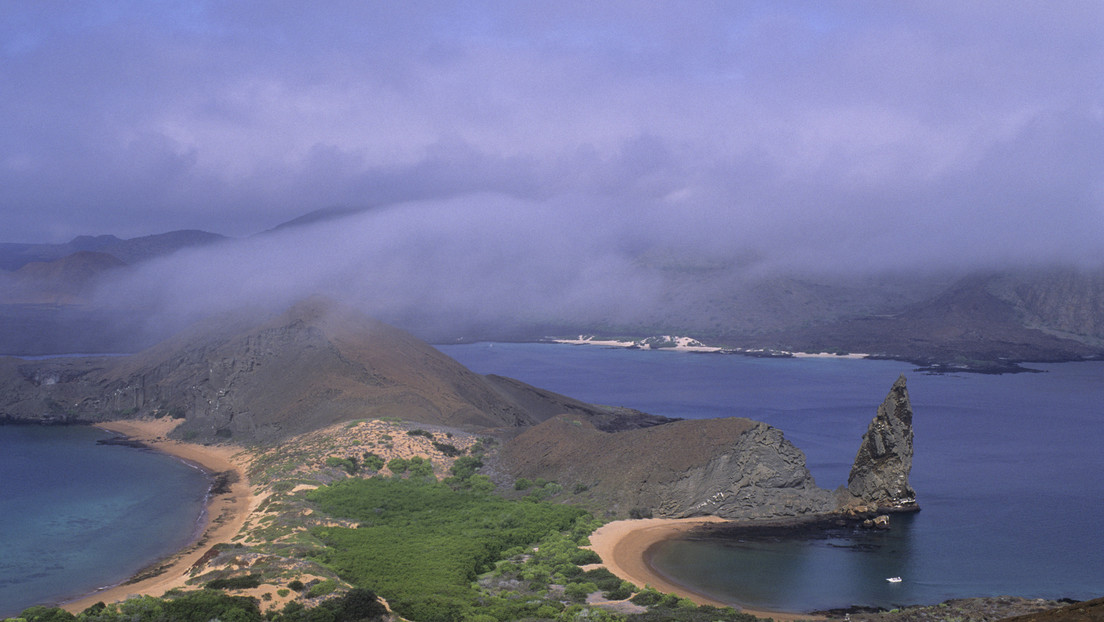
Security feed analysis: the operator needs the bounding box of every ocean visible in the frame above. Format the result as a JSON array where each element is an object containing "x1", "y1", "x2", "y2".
[
  {"x1": 3, "y1": 343, "x2": 1100, "y2": 615},
  {"x1": 438, "y1": 342, "x2": 1104, "y2": 612},
  {"x1": 0, "y1": 425, "x2": 210, "y2": 617}
]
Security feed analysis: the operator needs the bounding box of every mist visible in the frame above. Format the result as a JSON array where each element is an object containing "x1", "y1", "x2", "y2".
[{"x1": 4, "y1": 2, "x2": 1102, "y2": 340}]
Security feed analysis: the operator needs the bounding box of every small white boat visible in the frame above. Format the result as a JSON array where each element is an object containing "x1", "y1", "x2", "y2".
[{"x1": 886, "y1": 576, "x2": 902, "y2": 583}]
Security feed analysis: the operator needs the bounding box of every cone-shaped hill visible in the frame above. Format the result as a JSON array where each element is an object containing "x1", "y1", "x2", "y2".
[
  {"x1": 1, "y1": 298, "x2": 919, "y2": 524},
  {"x1": 0, "y1": 299, "x2": 669, "y2": 443}
]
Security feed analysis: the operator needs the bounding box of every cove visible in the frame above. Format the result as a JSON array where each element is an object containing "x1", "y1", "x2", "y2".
[
  {"x1": 0, "y1": 425, "x2": 211, "y2": 617},
  {"x1": 439, "y1": 342, "x2": 1104, "y2": 611}
]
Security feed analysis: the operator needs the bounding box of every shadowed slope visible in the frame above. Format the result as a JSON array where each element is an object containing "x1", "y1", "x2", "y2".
[
  {"x1": 0, "y1": 299, "x2": 617, "y2": 443},
  {"x1": 499, "y1": 415, "x2": 834, "y2": 520}
]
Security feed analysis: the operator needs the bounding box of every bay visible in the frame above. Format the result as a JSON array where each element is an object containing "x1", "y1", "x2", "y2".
[
  {"x1": 0, "y1": 425, "x2": 211, "y2": 617},
  {"x1": 438, "y1": 342, "x2": 1104, "y2": 612}
]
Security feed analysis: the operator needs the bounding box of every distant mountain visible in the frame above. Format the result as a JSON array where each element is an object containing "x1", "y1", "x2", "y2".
[
  {"x1": 2, "y1": 251, "x2": 126, "y2": 305},
  {"x1": 0, "y1": 229, "x2": 226, "y2": 271},
  {"x1": 731, "y1": 268, "x2": 1104, "y2": 370},
  {"x1": 2, "y1": 217, "x2": 1102, "y2": 368},
  {"x1": 0, "y1": 299, "x2": 646, "y2": 443},
  {"x1": 263, "y1": 205, "x2": 373, "y2": 233}
]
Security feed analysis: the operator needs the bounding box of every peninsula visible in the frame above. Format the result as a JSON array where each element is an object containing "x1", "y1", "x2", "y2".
[{"x1": 0, "y1": 299, "x2": 1084, "y2": 622}]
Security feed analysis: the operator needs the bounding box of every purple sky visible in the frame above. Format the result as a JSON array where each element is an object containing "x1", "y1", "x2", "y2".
[{"x1": 2, "y1": 1, "x2": 1102, "y2": 271}]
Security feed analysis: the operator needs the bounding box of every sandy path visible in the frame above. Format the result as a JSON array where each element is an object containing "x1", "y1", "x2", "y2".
[
  {"x1": 60, "y1": 419, "x2": 257, "y2": 613},
  {"x1": 589, "y1": 517, "x2": 825, "y2": 621}
]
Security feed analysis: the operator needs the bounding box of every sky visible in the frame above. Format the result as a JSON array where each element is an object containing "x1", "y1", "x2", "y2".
[{"x1": 2, "y1": 1, "x2": 1103, "y2": 276}]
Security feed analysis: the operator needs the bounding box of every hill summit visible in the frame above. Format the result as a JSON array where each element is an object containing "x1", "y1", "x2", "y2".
[{"x1": 0, "y1": 298, "x2": 629, "y2": 443}]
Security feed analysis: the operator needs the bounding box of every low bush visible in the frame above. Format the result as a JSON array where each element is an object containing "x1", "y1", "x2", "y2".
[{"x1": 204, "y1": 574, "x2": 262, "y2": 590}]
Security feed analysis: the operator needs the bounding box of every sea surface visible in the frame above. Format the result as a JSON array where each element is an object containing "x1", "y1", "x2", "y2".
[
  {"x1": 0, "y1": 425, "x2": 210, "y2": 616},
  {"x1": 438, "y1": 342, "x2": 1104, "y2": 612}
]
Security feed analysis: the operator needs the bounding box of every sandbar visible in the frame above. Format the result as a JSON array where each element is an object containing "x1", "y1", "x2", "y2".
[
  {"x1": 60, "y1": 419, "x2": 256, "y2": 613},
  {"x1": 589, "y1": 517, "x2": 825, "y2": 621}
]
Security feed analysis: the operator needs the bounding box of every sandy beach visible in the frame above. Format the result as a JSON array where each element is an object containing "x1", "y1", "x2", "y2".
[
  {"x1": 589, "y1": 517, "x2": 825, "y2": 621},
  {"x1": 60, "y1": 419, "x2": 256, "y2": 613}
]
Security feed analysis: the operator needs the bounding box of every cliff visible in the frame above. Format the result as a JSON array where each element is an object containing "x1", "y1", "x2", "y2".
[
  {"x1": 846, "y1": 374, "x2": 917, "y2": 510},
  {"x1": 498, "y1": 415, "x2": 835, "y2": 520},
  {"x1": 499, "y1": 375, "x2": 917, "y2": 521}
]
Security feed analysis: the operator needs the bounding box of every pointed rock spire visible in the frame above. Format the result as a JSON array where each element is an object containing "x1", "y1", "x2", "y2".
[{"x1": 847, "y1": 374, "x2": 917, "y2": 510}]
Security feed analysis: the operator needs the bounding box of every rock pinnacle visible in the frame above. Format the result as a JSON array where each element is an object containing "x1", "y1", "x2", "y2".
[{"x1": 847, "y1": 374, "x2": 917, "y2": 510}]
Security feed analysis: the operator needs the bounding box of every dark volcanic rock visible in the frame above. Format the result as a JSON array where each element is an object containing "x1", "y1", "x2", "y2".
[
  {"x1": 847, "y1": 374, "x2": 917, "y2": 510},
  {"x1": 499, "y1": 415, "x2": 834, "y2": 520}
]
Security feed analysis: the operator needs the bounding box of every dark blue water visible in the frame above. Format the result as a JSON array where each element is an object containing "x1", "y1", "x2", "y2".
[
  {"x1": 0, "y1": 425, "x2": 211, "y2": 616},
  {"x1": 439, "y1": 343, "x2": 1104, "y2": 611}
]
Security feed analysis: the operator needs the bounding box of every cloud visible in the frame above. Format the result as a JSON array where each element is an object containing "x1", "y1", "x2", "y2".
[{"x1": 1, "y1": 1, "x2": 1101, "y2": 276}]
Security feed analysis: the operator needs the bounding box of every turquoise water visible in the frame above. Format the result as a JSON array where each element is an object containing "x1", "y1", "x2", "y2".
[
  {"x1": 0, "y1": 425, "x2": 211, "y2": 616},
  {"x1": 439, "y1": 343, "x2": 1104, "y2": 611}
]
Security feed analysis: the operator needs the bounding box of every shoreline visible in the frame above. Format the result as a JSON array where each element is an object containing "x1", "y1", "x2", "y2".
[
  {"x1": 548, "y1": 336, "x2": 870, "y2": 359},
  {"x1": 58, "y1": 419, "x2": 256, "y2": 614},
  {"x1": 588, "y1": 517, "x2": 825, "y2": 622}
]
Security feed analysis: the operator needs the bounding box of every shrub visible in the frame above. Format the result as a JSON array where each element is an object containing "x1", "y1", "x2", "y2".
[
  {"x1": 449, "y1": 455, "x2": 483, "y2": 480},
  {"x1": 564, "y1": 581, "x2": 599, "y2": 602},
  {"x1": 603, "y1": 582, "x2": 634, "y2": 600},
  {"x1": 408, "y1": 456, "x2": 434, "y2": 478},
  {"x1": 582, "y1": 567, "x2": 622, "y2": 591},
  {"x1": 307, "y1": 477, "x2": 587, "y2": 621},
  {"x1": 467, "y1": 474, "x2": 495, "y2": 493},
  {"x1": 571, "y1": 548, "x2": 602, "y2": 565},
  {"x1": 287, "y1": 580, "x2": 305, "y2": 591},
  {"x1": 514, "y1": 478, "x2": 533, "y2": 491},
  {"x1": 630, "y1": 587, "x2": 664, "y2": 606},
  {"x1": 14, "y1": 606, "x2": 76, "y2": 622},
  {"x1": 325, "y1": 456, "x2": 358, "y2": 475},
  {"x1": 362, "y1": 452, "x2": 385, "y2": 472},
  {"x1": 432, "y1": 441, "x2": 463, "y2": 457},
  {"x1": 205, "y1": 574, "x2": 262, "y2": 590},
  {"x1": 629, "y1": 507, "x2": 654, "y2": 519},
  {"x1": 387, "y1": 457, "x2": 410, "y2": 474},
  {"x1": 554, "y1": 563, "x2": 583, "y2": 579},
  {"x1": 162, "y1": 589, "x2": 262, "y2": 622},
  {"x1": 306, "y1": 579, "x2": 338, "y2": 598},
  {"x1": 407, "y1": 429, "x2": 434, "y2": 439}
]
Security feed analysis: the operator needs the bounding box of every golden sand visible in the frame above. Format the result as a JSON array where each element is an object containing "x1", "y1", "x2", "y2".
[
  {"x1": 589, "y1": 517, "x2": 825, "y2": 621},
  {"x1": 61, "y1": 419, "x2": 257, "y2": 613}
]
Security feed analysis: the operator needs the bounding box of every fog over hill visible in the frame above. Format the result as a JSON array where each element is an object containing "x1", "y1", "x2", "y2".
[
  {"x1": 2, "y1": 4, "x2": 1101, "y2": 365},
  {"x1": 1, "y1": 199, "x2": 1103, "y2": 367},
  {"x1": 5, "y1": 210, "x2": 1098, "y2": 370}
]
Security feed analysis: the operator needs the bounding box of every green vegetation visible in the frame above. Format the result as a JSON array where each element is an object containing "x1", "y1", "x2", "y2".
[
  {"x1": 6, "y1": 419, "x2": 765, "y2": 622},
  {"x1": 324, "y1": 455, "x2": 359, "y2": 475},
  {"x1": 385, "y1": 456, "x2": 409, "y2": 473},
  {"x1": 10, "y1": 587, "x2": 390, "y2": 622},
  {"x1": 305, "y1": 578, "x2": 338, "y2": 598},
  {"x1": 432, "y1": 440, "x2": 463, "y2": 456},
  {"x1": 360, "y1": 452, "x2": 385, "y2": 472},
  {"x1": 205, "y1": 574, "x2": 262, "y2": 590},
  {"x1": 309, "y1": 477, "x2": 587, "y2": 621}
]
